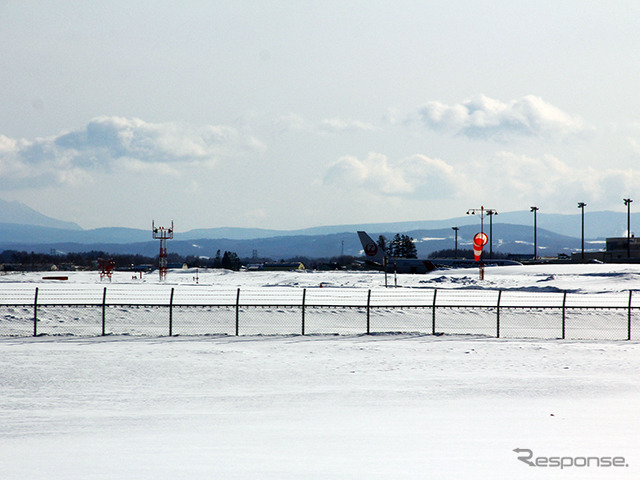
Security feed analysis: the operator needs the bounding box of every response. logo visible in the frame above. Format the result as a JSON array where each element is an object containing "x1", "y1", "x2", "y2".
[{"x1": 513, "y1": 448, "x2": 629, "y2": 469}]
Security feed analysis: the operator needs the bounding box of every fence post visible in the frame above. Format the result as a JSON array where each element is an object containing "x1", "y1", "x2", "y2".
[
  {"x1": 101, "y1": 287, "x2": 107, "y2": 336},
  {"x1": 432, "y1": 289, "x2": 438, "y2": 335},
  {"x1": 496, "y1": 290, "x2": 502, "y2": 338},
  {"x1": 235, "y1": 288, "x2": 241, "y2": 336},
  {"x1": 301, "y1": 288, "x2": 306, "y2": 335},
  {"x1": 169, "y1": 287, "x2": 175, "y2": 336},
  {"x1": 628, "y1": 290, "x2": 633, "y2": 341},
  {"x1": 33, "y1": 287, "x2": 39, "y2": 337},
  {"x1": 562, "y1": 291, "x2": 567, "y2": 340},
  {"x1": 366, "y1": 289, "x2": 371, "y2": 334}
]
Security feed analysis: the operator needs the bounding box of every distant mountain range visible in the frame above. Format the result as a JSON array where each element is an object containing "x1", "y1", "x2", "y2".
[
  {"x1": 0, "y1": 199, "x2": 634, "y2": 259},
  {"x1": 0, "y1": 198, "x2": 82, "y2": 230}
]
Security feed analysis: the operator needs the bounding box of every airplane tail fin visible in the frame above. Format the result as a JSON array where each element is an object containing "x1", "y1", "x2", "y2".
[{"x1": 357, "y1": 231, "x2": 386, "y2": 263}]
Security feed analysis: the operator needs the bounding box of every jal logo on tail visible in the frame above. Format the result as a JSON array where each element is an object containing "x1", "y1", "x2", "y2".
[{"x1": 364, "y1": 243, "x2": 378, "y2": 256}]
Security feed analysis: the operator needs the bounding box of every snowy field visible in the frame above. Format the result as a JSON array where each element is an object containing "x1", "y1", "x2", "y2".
[
  {"x1": 1, "y1": 264, "x2": 639, "y2": 339},
  {"x1": 1, "y1": 264, "x2": 640, "y2": 478},
  {"x1": 3, "y1": 261, "x2": 640, "y2": 292}
]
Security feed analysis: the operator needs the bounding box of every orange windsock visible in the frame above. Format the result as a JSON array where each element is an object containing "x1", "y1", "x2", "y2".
[{"x1": 473, "y1": 232, "x2": 488, "y2": 261}]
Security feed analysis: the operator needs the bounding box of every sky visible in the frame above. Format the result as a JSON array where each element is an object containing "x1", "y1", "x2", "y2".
[{"x1": 2, "y1": 1, "x2": 640, "y2": 231}]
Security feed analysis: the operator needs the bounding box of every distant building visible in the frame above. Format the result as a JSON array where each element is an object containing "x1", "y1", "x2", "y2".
[
  {"x1": 604, "y1": 236, "x2": 640, "y2": 260},
  {"x1": 129, "y1": 264, "x2": 154, "y2": 272},
  {"x1": 260, "y1": 262, "x2": 306, "y2": 271},
  {"x1": 572, "y1": 236, "x2": 640, "y2": 262},
  {"x1": 167, "y1": 263, "x2": 188, "y2": 269}
]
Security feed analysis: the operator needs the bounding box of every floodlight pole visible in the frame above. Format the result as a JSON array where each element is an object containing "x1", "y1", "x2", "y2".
[
  {"x1": 530, "y1": 206, "x2": 539, "y2": 260},
  {"x1": 486, "y1": 209, "x2": 497, "y2": 259},
  {"x1": 466, "y1": 206, "x2": 486, "y2": 233},
  {"x1": 467, "y1": 206, "x2": 497, "y2": 258},
  {"x1": 578, "y1": 202, "x2": 586, "y2": 261},
  {"x1": 452, "y1": 227, "x2": 459, "y2": 259},
  {"x1": 624, "y1": 198, "x2": 633, "y2": 258}
]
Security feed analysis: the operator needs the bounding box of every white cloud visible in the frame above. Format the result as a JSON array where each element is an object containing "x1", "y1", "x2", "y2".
[
  {"x1": 323, "y1": 152, "x2": 461, "y2": 198},
  {"x1": 273, "y1": 114, "x2": 376, "y2": 135},
  {"x1": 324, "y1": 149, "x2": 640, "y2": 212},
  {"x1": 414, "y1": 94, "x2": 589, "y2": 140},
  {"x1": 0, "y1": 117, "x2": 263, "y2": 188},
  {"x1": 318, "y1": 118, "x2": 376, "y2": 133},
  {"x1": 273, "y1": 113, "x2": 309, "y2": 133},
  {"x1": 471, "y1": 152, "x2": 640, "y2": 206}
]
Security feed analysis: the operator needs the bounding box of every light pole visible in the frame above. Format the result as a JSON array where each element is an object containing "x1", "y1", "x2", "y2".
[
  {"x1": 452, "y1": 227, "x2": 459, "y2": 259},
  {"x1": 466, "y1": 207, "x2": 496, "y2": 275},
  {"x1": 486, "y1": 209, "x2": 498, "y2": 259},
  {"x1": 624, "y1": 198, "x2": 633, "y2": 258},
  {"x1": 578, "y1": 202, "x2": 587, "y2": 260},
  {"x1": 530, "y1": 206, "x2": 539, "y2": 260},
  {"x1": 466, "y1": 206, "x2": 488, "y2": 233}
]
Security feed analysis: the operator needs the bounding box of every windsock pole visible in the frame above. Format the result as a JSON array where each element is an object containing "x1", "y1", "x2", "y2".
[{"x1": 473, "y1": 232, "x2": 489, "y2": 280}]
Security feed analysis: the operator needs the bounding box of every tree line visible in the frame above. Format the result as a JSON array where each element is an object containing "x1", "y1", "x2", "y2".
[
  {"x1": 0, "y1": 249, "x2": 246, "y2": 271},
  {"x1": 376, "y1": 234, "x2": 418, "y2": 258},
  {"x1": 0, "y1": 249, "x2": 361, "y2": 272}
]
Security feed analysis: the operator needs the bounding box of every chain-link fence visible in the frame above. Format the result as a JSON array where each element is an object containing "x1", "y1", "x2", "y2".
[{"x1": 0, "y1": 285, "x2": 638, "y2": 340}]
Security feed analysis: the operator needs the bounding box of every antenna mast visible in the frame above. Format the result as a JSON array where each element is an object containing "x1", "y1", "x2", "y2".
[{"x1": 152, "y1": 220, "x2": 174, "y2": 281}]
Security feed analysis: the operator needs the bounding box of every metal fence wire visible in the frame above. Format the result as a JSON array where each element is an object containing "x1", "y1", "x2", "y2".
[{"x1": 0, "y1": 285, "x2": 638, "y2": 340}]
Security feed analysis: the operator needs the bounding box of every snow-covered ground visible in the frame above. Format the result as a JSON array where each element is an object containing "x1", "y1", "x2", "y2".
[
  {"x1": 3, "y1": 261, "x2": 640, "y2": 293},
  {"x1": 1, "y1": 264, "x2": 640, "y2": 478},
  {"x1": 1, "y1": 264, "x2": 639, "y2": 339}
]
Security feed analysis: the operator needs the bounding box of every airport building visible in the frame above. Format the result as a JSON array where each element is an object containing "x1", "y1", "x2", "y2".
[
  {"x1": 247, "y1": 262, "x2": 306, "y2": 271},
  {"x1": 573, "y1": 236, "x2": 640, "y2": 262}
]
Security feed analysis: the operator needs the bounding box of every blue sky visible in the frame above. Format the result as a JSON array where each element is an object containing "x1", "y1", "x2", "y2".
[{"x1": 2, "y1": 1, "x2": 640, "y2": 230}]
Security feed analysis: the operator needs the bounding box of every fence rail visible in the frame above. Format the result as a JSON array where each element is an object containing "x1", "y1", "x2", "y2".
[{"x1": 0, "y1": 286, "x2": 638, "y2": 340}]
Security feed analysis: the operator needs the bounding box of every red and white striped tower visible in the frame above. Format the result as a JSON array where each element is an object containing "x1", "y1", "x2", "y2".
[{"x1": 152, "y1": 220, "x2": 173, "y2": 281}]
